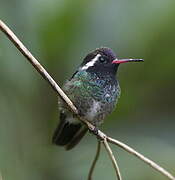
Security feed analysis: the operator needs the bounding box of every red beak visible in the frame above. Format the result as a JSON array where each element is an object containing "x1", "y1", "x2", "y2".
[{"x1": 112, "y1": 58, "x2": 144, "y2": 64}]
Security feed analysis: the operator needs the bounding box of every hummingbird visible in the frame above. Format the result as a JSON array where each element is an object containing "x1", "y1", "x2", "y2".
[{"x1": 52, "y1": 47, "x2": 143, "y2": 150}]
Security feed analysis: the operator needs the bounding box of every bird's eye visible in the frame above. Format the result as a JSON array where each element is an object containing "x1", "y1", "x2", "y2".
[{"x1": 99, "y1": 56, "x2": 106, "y2": 63}]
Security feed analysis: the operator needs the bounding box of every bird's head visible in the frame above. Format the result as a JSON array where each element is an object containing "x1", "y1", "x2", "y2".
[{"x1": 80, "y1": 47, "x2": 143, "y2": 76}]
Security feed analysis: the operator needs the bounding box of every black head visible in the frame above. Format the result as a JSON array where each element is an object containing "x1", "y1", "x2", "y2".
[{"x1": 80, "y1": 47, "x2": 143, "y2": 77}]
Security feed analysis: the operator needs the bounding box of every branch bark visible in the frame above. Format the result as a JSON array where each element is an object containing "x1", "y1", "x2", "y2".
[
  {"x1": 103, "y1": 138, "x2": 122, "y2": 180},
  {"x1": 107, "y1": 136, "x2": 175, "y2": 180},
  {"x1": 0, "y1": 19, "x2": 175, "y2": 180},
  {"x1": 0, "y1": 20, "x2": 78, "y2": 115},
  {"x1": 88, "y1": 140, "x2": 101, "y2": 180}
]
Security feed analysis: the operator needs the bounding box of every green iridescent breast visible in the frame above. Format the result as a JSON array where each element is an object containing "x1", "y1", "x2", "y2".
[{"x1": 63, "y1": 70, "x2": 120, "y2": 103}]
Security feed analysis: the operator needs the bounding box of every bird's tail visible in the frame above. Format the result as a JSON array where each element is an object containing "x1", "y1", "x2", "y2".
[{"x1": 52, "y1": 119, "x2": 88, "y2": 150}]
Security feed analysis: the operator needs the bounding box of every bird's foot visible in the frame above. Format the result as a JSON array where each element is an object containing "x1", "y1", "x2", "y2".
[{"x1": 89, "y1": 126, "x2": 99, "y2": 136}]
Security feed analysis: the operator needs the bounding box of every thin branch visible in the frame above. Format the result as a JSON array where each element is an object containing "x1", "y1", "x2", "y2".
[
  {"x1": 88, "y1": 140, "x2": 101, "y2": 180},
  {"x1": 0, "y1": 19, "x2": 175, "y2": 180},
  {"x1": 103, "y1": 138, "x2": 122, "y2": 180},
  {"x1": 0, "y1": 20, "x2": 78, "y2": 115},
  {"x1": 107, "y1": 136, "x2": 175, "y2": 180}
]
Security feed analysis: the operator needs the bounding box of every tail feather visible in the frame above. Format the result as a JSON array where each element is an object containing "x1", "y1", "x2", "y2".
[
  {"x1": 65, "y1": 126, "x2": 88, "y2": 150},
  {"x1": 52, "y1": 118, "x2": 87, "y2": 150}
]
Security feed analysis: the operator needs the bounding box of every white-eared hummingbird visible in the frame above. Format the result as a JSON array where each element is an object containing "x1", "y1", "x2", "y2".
[{"x1": 52, "y1": 47, "x2": 143, "y2": 150}]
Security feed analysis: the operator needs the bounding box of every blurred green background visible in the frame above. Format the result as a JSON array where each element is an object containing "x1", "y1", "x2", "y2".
[{"x1": 0, "y1": 0, "x2": 175, "y2": 179}]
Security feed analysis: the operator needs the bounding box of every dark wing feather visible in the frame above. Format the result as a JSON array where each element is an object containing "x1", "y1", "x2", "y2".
[{"x1": 52, "y1": 112, "x2": 88, "y2": 150}]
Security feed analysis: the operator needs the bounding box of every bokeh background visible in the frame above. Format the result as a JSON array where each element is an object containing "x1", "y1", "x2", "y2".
[{"x1": 0, "y1": 0, "x2": 175, "y2": 180}]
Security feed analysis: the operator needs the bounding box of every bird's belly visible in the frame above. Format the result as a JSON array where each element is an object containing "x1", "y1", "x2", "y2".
[
  {"x1": 84, "y1": 100, "x2": 103, "y2": 124},
  {"x1": 74, "y1": 96, "x2": 115, "y2": 126}
]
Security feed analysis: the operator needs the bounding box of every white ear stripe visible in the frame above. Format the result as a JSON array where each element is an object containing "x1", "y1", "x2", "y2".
[{"x1": 81, "y1": 54, "x2": 101, "y2": 70}]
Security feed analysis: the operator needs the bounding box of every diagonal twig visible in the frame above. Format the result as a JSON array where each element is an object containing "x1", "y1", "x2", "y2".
[
  {"x1": 88, "y1": 140, "x2": 101, "y2": 180},
  {"x1": 0, "y1": 20, "x2": 78, "y2": 115},
  {"x1": 103, "y1": 138, "x2": 122, "y2": 180},
  {"x1": 107, "y1": 136, "x2": 175, "y2": 180},
  {"x1": 0, "y1": 19, "x2": 175, "y2": 180}
]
